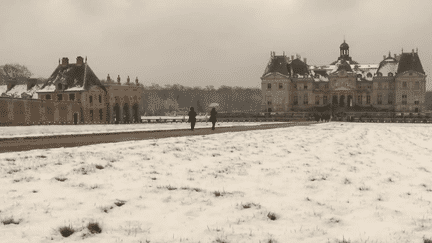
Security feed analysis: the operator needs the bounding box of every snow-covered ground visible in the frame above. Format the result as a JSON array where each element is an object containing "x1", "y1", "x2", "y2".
[
  {"x1": 0, "y1": 121, "x2": 286, "y2": 139},
  {"x1": 1, "y1": 122, "x2": 432, "y2": 243}
]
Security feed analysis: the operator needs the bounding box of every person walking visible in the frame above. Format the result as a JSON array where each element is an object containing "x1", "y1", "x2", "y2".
[
  {"x1": 188, "y1": 107, "x2": 197, "y2": 131},
  {"x1": 209, "y1": 107, "x2": 217, "y2": 130}
]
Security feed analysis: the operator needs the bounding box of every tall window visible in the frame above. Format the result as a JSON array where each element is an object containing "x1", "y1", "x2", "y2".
[
  {"x1": 367, "y1": 85, "x2": 371, "y2": 89},
  {"x1": 366, "y1": 95, "x2": 370, "y2": 104},
  {"x1": 279, "y1": 83, "x2": 283, "y2": 89},
  {"x1": 402, "y1": 94, "x2": 407, "y2": 105},
  {"x1": 267, "y1": 83, "x2": 271, "y2": 89},
  {"x1": 414, "y1": 101, "x2": 419, "y2": 105},
  {"x1": 99, "y1": 109, "x2": 103, "y2": 120},
  {"x1": 377, "y1": 94, "x2": 382, "y2": 105},
  {"x1": 315, "y1": 95, "x2": 320, "y2": 105},
  {"x1": 69, "y1": 94, "x2": 75, "y2": 101},
  {"x1": 414, "y1": 81, "x2": 420, "y2": 90},
  {"x1": 89, "y1": 95, "x2": 93, "y2": 104},
  {"x1": 99, "y1": 95, "x2": 102, "y2": 103},
  {"x1": 402, "y1": 82, "x2": 407, "y2": 88},
  {"x1": 304, "y1": 94, "x2": 308, "y2": 105},
  {"x1": 304, "y1": 84, "x2": 308, "y2": 90},
  {"x1": 90, "y1": 110, "x2": 93, "y2": 121},
  {"x1": 46, "y1": 94, "x2": 51, "y2": 100},
  {"x1": 267, "y1": 101, "x2": 272, "y2": 105},
  {"x1": 323, "y1": 96, "x2": 328, "y2": 104},
  {"x1": 57, "y1": 94, "x2": 62, "y2": 101},
  {"x1": 358, "y1": 95, "x2": 362, "y2": 104},
  {"x1": 293, "y1": 96, "x2": 298, "y2": 105}
]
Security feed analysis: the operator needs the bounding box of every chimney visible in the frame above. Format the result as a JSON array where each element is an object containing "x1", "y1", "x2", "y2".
[
  {"x1": 303, "y1": 58, "x2": 307, "y2": 64},
  {"x1": 117, "y1": 75, "x2": 121, "y2": 84},
  {"x1": 291, "y1": 55, "x2": 294, "y2": 60},
  {"x1": 127, "y1": 76, "x2": 130, "y2": 84},
  {"x1": 61, "y1": 57, "x2": 69, "y2": 67},
  {"x1": 76, "y1": 56, "x2": 84, "y2": 66},
  {"x1": 135, "y1": 77, "x2": 139, "y2": 85}
]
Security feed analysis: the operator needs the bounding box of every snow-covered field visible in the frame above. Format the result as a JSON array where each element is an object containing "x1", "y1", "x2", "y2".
[
  {"x1": 0, "y1": 121, "x2": 286, "y2": 139},
  {"x1": 1, "y1": 122, "x2": 432, "y2": 243}
]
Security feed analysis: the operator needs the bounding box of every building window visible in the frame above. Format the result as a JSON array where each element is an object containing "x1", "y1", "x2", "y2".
[
  {"x1": 377, "y1": 94, "x2": 382, "y2": 105},
  {"x1": 89, "y1": 95, "x2": 93, "y2": 104},
  {"x1": 69, "y1": 94, "x2": 75, "y2": 101},
  {"x1": 366, "y1": 95, "x2": 370, "y2": 104},
  {"x1": 58, "y1": 83, "x2": 62, "y2": 90},
  {"x1": 388, "y1": 72, "x2": 393, "y2": 77},
  {"x1": 414, "y1": 81, "x2": 420, "y2": 90},
  {"x1": 279, "y1": 83, "x2": 283, "y2": 89},
  {"x1": 358, "y1": 95, "x2": 362, "y2": 104},
  {"x1": 99, "y1": 95, "x2": 102, "y2": 103},
  {"x1": 267, "y1": 83, "x2": 271, "y2": 89},
  {"x1": 90, "y1": 110, "x2": 93, "y2": 121},
  {"x1": 304, "y1": 85, "x2": 308, "y2": 90},
  {"x1": 402, "y1": 82, "x2": 407, "y2": 88},
  {"x1": 99, "y1": 109, "x2": 103, "y2": 120},
  {"x1": 323, "y1": 96, "x2": 328, "y2": 104},
  {"x1": 367, "y1": 85, "x2": 371, "y2": 89},
  {"x1": 367, "y1": 73, "x2": 372, "y2": 78},
  {"x1": 267, "y1": 101, "x2": 272, "y2": 105},
  {"x1": 294, "y1": 84, "x2": 297, "y2": 89},
  {"x1": 57, "y1": 94, "x2": 62, "y2": 101},
  {"x1": 414, "y1": 101, "x2": 419, "y2": 105},
  {"x1": 388, "y1": 94, "x2": 393, "y2": 104},
  {"x1": 315, "y1": 95, "x2": 320, "y2": 105},
  {"x1": 293, "y1": 96, "x2": 298, "y2": 105},
  {"x1": 402, "y1": 94, "x2": 407, "y2": 105},
  {"x1": 46, "y1": 94, "x2": 51, "y2": 100},
  {"x1": 304, "y1": 94, "x2": 308, "y2": 105},
  {"x1": 377, "y1": 72, "x2": 382, "y2": 77}
]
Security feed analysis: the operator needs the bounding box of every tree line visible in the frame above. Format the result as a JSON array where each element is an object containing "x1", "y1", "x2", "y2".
[{"x1": 136, "y1": 84, "x2": 262, "y2": 115}]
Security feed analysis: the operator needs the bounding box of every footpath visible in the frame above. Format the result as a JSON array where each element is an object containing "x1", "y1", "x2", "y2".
[{"x1": 0, "y1": 121, "x2": 317, "y2": 153}]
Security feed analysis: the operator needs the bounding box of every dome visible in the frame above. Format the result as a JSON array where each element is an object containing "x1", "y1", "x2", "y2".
[{"x1": 340, "y1": 41, "x2": 349, "y2": 49}]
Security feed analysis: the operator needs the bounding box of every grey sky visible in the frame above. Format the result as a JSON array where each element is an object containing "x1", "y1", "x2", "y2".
[{"x1": 1, "y1": 0, "x2": 431, "y2": 90}]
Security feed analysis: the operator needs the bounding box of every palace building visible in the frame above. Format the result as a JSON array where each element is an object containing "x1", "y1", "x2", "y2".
[
  {"x1": 0, "y1": 56, "x2": 143, "y2": 126},
  {"x1": 261, "y1": 41, "x2": 427, "y2": 113}
]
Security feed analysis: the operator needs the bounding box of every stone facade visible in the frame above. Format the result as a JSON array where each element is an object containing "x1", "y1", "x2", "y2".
[
  {"x1": 0, "y1": 57, "x2": 143, "y2": 126},
  {"x1": 261, "y1": 43, "x2": 427, "y2": 113}
]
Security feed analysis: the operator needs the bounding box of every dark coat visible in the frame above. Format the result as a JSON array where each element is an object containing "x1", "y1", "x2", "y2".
[
  {"x1": 188, "y1": 110, "x2": 197, "y2": 122},
  {"x1": 209, "y1": 109, "x2": 217, "y2": 122}
]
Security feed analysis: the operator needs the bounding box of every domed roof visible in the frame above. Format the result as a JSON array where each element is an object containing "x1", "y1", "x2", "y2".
[{"x1": 340, "y1": 40, "x2": 349, "y2": 49}]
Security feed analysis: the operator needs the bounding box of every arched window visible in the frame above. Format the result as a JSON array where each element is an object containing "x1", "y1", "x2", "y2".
[
  {"x1": 377, "y1": 72, "x2": 382, "y2": 77},
  {"x1": 357, "y1": 74, "x2": 362, "y2": 79},
  {"x1": 58, "y1": 83, "x2": 62, "y2": 90},
  {"x1": 46, "y1": 94, "x2": 51, "y2": 100},
  {"x1": 366, "y1": 73, "x2": 372, "y2": 78},
  {"x1": 388, "y1": 72, "x2": 393, "y2": 77}
]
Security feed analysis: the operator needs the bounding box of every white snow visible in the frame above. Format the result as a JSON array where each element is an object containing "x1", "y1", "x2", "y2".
[{"x1": 1, "y1": 122, "x2": 432, "y2": 242}]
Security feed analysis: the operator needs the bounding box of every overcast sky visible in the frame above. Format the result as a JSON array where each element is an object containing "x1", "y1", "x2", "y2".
[{"x1": 1, "y1": 0, "x2": 431, "y2": 90}]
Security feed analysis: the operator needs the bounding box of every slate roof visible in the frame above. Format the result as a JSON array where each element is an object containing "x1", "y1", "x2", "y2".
[
  {"x1": 336, "y1": 60, "x2": 353, "y2": 72},
  {"x1": 39, "y1": 62, "x2": 107, "y2": 93},
  {"x1": 397, "y1": 52, "x2": 425, "y2": 74},
  {"x1": 263, "y1": 55, "x2": 289, "y2": 76},
  {"x1": 377, "y1": 56, "x2": 398, "y2": 76},
  {"x1": 288, "y1": 58, "x2": 309, "y2": 76}
]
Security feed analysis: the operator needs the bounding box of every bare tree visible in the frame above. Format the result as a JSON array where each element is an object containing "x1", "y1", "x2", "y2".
[{"x1": 0, "y1": 64, "x2": 33, "y2": 79}]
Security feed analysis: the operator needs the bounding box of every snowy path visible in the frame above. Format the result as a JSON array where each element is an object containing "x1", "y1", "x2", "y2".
[{"x1": 1, "y1": 122, "x2": 432, "y2": 242}]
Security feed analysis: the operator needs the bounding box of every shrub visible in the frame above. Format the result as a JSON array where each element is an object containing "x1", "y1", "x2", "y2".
[
  {"x1": 1, "y1": 217, "x2": 20, "y2": 225},
  {"x1": 267, "y1": 212, "x2": 277, "y2": 220},
  {"x1": 59, "y1": 225, "x2": 75, "y2": 237},
  {"x1": 114, "y1": 200, "x2": 126, "y2": 207},
  {"x1": 55, "y1": 177, "x2": 67, "y2": 182},
  {"x1": 95, "y1": 165, "x2": 104, "y2": 170},
  {"x1": 87, "y1": 222, "x2": 102, "y2": 234},
  {"x1": 214, "y1": 191, "x2": 221, "y2": 197}
]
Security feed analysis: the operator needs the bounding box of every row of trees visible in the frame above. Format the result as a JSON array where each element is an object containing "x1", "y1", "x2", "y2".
[{"x1": 138, "y1": 84, "x2": 262, "y2": 116}]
